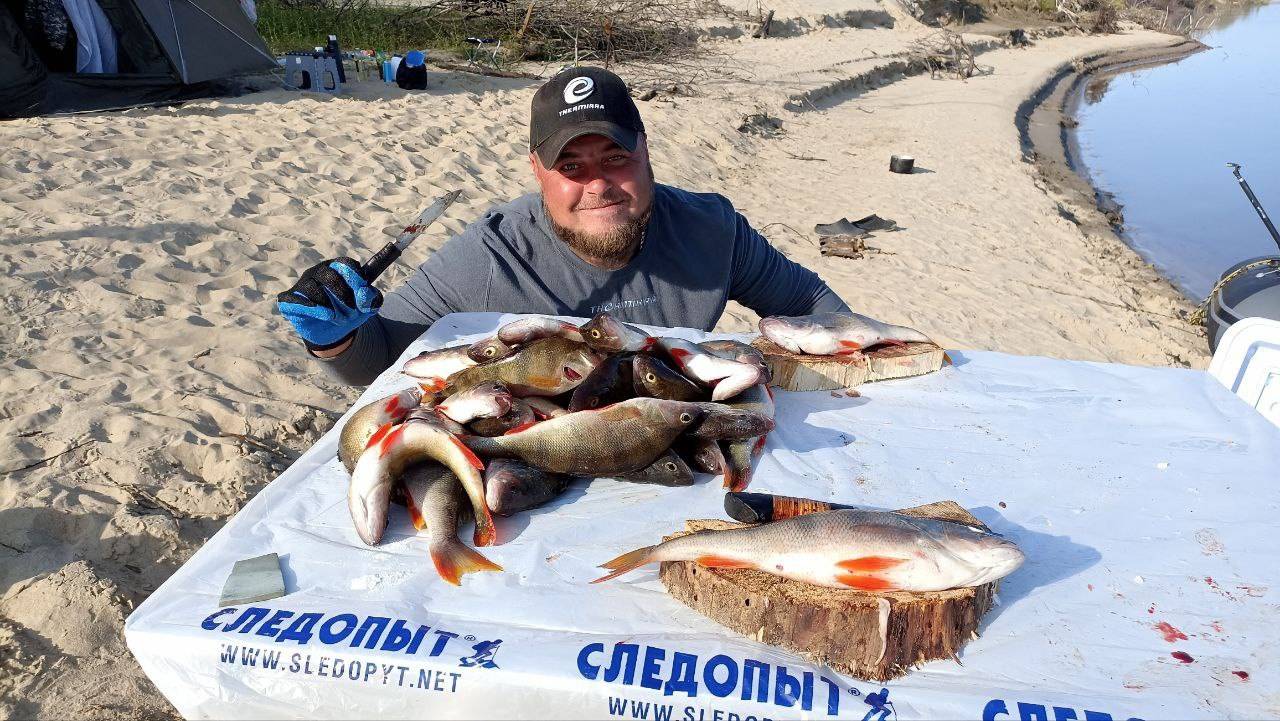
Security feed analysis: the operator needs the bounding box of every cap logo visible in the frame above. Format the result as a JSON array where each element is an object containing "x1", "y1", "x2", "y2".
[{"x1": 563, "y1": 77, "x2": 595, "y2": 105}]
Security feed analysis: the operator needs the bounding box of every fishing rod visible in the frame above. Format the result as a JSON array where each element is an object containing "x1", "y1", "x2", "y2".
[{"x1": 1227, "y1": 162, "x2": 1280, "y2": 252}]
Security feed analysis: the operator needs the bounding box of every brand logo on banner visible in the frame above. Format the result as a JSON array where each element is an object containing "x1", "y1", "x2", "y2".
[
  {"x1": 862, "y1": 688, "x2": 896, "y2": 721},
  {"x1": 574, "y1": 641, "x2": 885, "y2": 718},
  {"x1": 459, "y1": 639, "x2": 503, "y2": 669},
  {"x1": 982, "y1": 698, "x2": 1147, "y2": 721}
]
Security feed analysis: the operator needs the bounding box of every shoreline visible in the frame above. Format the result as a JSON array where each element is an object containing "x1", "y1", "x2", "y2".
[
  {"x1": 1018, "y1": 35, "x2": 1209, "y2": 301},
  {"x1": 0, "y1": 20, "x2": 1217, "y2": 721}
]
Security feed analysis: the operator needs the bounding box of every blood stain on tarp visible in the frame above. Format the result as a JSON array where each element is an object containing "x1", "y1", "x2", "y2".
[
  {"x1": 1147, "y1": 603, "x2": 1156, "y2": 614},
  {"x1": 1210, "y1": 621, "x2": 1224, "y2": 633},
  {"x1": 1171, "y1": 651, "x2": 1194, "y2": 663},
  {"x1": 999, "y1": 501, "x2": 1007, "y2": 509},
  {"x1": 1237, "y1": 583, "x2": 1268, "y2": 597},
  {"x1": 1203, "y1": 576, "x2": 1238, "y2": 601},
  {"x1": 1154, "y1": 621, "x2": 1188, "y2": 642},
  {"x1": 1232, "y1": 671, "x2": 1250, "y2": 681},
  {"x1": 1194, "y1": 528, "x2": 1224, "y2": 555},
  {"x1": 1087, "y1": 583, "x2": 1094, "y2": 591}
]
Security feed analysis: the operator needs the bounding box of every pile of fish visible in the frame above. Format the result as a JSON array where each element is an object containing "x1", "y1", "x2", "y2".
[
  {"x1": 336, "y1": 309, "x2": 954, "y2": 591},
  {"x1": 338, "y1": 312, "x2": 777, "y2": 585}
]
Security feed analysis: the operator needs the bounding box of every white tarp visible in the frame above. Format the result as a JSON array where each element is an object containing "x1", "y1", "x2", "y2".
[{"x1": 125, "y1": 312, "x2": 1280, "y2": 720}]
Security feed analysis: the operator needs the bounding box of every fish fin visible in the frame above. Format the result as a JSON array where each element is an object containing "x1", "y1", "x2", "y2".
[
  {"x1": 400, "y1": 479, "x2": 428, "y2": 532},
  {"x1": 365, "y1": 421, "x2": 396, "y2": 450},
  {"x1": 837, "y1": 340, "x2": 863, "y2": 352},
  {"x1": 836, "y1": 556, "x2": 906, "y2": 572},
  {"x1": 419, "y1": 379, "x2": 446, "y2": 392},
  {"x1": 696, "y1": 555, "x2": 753, "y2": 569},
  {"x1": 835, "y1": 573, "x2": 896, "y2": 591},
  {"x1": 526, "y1": 374, "x2": 559, "y2": 389},
  {"x1": 383, "y1": 396, "x2": 402, "y2": 415},
  {"x1": 470, "y1": 496, "x2": 498, "y2": 547},
  {"x1": 592, "y1": 545, "x2": 658, "y2": 583},
  {"x1": 405, "y1": 501, "x2": 427, "y2": 532},
  {"x1": 503, "y1": 421, "x2": 538, "y2": 435},
  {"x1": 431, "y1": 542, "x2": 503, "y2": 586},
  {"x1": 752, "y1": 435, "x2": 768, "y2": 455},
  {"x1": 378, "y1": 424, "x2": 407, "y2": 458},
  {"x1": 726, "y1": 465, "x2": 753, "y2": 493},
  {"x1": 877, "y1": 339, "x2": 908, "y2": 348},
  {"x1": 764, "y1": 385, "x2": 775, "y2": 401},
  {"x1": 721, "y1": 470, "x2": 735, "y2": 489},
  {"x1": 449, "y1": 435, "x2": 485, "y2": 470}
]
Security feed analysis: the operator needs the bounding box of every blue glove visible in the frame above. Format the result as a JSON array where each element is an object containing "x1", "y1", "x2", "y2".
[{"x1": 277, "y1": 258, "x2": 384, "y2": 350}]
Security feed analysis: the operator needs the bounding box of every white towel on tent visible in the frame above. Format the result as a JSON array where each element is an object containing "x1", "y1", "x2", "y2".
[{"x1": 60, "y1": 0, "x2": 118, "y2": 73}]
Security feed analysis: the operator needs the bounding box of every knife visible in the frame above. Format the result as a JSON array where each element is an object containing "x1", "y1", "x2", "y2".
[{"x1": 359, "y1": 189, "x2": 462, "y2": 282}]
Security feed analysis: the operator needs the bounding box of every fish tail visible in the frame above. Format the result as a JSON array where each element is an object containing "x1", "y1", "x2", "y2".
[
  {"x1": 591, "y1": 545, "x2": 658, "y2": 583},
  {"x1": 431, "y1": 541, "x2": 503, "y2": 586}
]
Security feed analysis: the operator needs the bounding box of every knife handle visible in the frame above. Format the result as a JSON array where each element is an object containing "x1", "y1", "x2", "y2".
[
  {"x1": 724, "y1": 491, "x2": 856, "y2": 523},
  {"x1": 360, "y1": 243, "x2": 401, "y2": 283}
]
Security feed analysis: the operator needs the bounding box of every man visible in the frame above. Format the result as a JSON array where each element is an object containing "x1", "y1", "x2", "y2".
[{"x1": 279, "y1": 66, "x2": 849, "y2": 386}]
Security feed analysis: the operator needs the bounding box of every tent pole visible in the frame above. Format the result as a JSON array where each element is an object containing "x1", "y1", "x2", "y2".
[{"x1": 181, "y1": 0, "x2": 279, "y2": 67}]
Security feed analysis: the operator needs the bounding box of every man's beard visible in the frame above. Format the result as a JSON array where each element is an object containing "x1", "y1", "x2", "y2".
[{"x1": 549, "y1": 203, "x2": 652, "y2": 267}]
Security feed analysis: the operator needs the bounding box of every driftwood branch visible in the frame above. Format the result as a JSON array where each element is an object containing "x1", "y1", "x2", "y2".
[{"x1": 1, "y1": 439, "x2": 94, "y2": 475}]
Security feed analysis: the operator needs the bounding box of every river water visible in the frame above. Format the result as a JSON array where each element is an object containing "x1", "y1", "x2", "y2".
[{"x1": 1073, "y1": 2, "x2": 1280, "y2": 299}]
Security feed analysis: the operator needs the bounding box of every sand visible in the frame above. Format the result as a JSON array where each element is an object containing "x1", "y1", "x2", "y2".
[{"x1": 0, "y1": 8, "x2": 1209, "y2": 718}]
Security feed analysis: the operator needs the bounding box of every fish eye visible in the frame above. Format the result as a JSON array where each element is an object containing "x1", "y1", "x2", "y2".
[
  {"x1": 590, "y1": 329, "x2": 601, "y2": 338},
  {"x1": 646, "y1": 373, "x2": 657, "y2": 383},
  {"x1": 665, "y1": 462, "x2": 677, "y2": 471},
  {"x1": 590, "y1": 398, "x2": 599, "y2": 407},
  {"x1": 679, "y1": 412, "x2": 692, "y2": 423},
  {"x1": 484, "y1": 347, "x2": 496, "y2": 356}
]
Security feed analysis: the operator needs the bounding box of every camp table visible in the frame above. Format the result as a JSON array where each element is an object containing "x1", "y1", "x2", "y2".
[{"x1": 125, "y1": 312, "x2": 1280, "y2": 719}]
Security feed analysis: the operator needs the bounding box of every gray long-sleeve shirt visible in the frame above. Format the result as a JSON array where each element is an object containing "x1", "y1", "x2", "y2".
[{"x1": 322, "y1": 183, "x2": 849, "y2": 385}]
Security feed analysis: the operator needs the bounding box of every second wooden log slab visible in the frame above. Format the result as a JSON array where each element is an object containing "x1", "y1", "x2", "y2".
[
  {"x1": 750, "y1": 337, "x2": 946, "y2": 391},
  {"x1": 658, "y1": 501, "x2": 996, "y2": 682}
]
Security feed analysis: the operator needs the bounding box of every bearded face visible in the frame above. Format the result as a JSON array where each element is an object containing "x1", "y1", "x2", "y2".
[{"x1": 530, "y1": 133, "x2": 656, "y2": 268}]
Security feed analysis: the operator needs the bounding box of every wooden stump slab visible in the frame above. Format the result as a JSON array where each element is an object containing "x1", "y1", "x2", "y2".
[
  {"x1": 751, "y1": 337, "x2": 946, "y2": 391},
  {"x1": 658, "y1": 501, "x2": 996, "y2": 681}
]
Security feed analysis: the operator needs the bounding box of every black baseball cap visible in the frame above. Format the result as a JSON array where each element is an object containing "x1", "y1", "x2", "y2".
[{"x1": 529, "y1": 66, "x2": 645, "y2": 168}]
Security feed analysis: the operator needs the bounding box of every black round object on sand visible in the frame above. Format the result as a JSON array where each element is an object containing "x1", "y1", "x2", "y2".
[
  {"x1": 1206, "y1": 255, "x2": 1280, "y2": 352},
  {"x1": 890, "y1": 155, "x2": 915, "y2": 174}
]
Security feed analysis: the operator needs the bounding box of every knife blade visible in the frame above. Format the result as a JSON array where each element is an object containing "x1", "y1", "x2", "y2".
[{"x1": 359, "y1": 189, "x2": 462, "y2": 282}]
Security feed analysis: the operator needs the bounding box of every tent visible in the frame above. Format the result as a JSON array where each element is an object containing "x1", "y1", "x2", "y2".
[{"x1": 1, "y1": 0, "x2": 277, "y2": 118}]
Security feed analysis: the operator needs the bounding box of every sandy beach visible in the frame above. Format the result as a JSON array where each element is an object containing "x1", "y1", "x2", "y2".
[{"x1": 0, "y1": 5, "x2": 1209, "y2": 717}]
